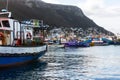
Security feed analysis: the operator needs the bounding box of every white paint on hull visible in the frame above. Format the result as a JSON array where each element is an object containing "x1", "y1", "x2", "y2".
[{"x1": 0, "y1": 45, "x2": 46, "y2": 54}]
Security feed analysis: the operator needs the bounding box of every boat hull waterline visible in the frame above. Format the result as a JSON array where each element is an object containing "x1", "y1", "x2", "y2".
[{"x1": 0, "y1": 45, "x2": 47, "y2": 67}]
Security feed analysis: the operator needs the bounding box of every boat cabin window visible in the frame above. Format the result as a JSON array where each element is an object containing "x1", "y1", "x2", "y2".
[
  {"x1": 27, "y1": 27, "x2": 31, "y2": 30},
  {"x1": 2, "y1": 20, "x2": 10, "y2": 27}
]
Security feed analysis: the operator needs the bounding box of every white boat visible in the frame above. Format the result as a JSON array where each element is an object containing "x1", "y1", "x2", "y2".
[{"x1": 0, "y1": 10, "x2": 47, "y2": 67}]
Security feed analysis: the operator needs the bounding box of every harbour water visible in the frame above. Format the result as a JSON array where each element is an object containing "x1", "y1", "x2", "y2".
[{"x1": 0, "y1": 45, "x2": 120, "y2": 80}]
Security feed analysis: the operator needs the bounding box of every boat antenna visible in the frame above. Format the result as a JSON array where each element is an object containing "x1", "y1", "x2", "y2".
[{"x1": 6, "y1": 0, "x2": 9, "y2": 11}]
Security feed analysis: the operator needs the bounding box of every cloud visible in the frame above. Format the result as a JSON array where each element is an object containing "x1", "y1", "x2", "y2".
[
  {"x1": 92, "y1": 16, "x2": 120, "y2": 34},
  {"x1": 78, "y1": 0, "x2": 120, "y2": 17}
]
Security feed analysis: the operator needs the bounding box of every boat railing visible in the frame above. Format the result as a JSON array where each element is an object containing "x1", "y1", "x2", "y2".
[{"x1": 0, "y1": 11, "x2": 11, "y2": 18}]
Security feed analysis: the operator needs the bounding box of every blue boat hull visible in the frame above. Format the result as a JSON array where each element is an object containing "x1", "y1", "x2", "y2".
[
  {"x1": 64, "y1": 41, "x2": 90, "y2": 47},
  {"x1": 0, "y1": 50, "x2": 46, "y2": 67}
]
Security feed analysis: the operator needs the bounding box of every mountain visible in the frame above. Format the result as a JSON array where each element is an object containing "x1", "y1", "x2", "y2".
[{"x1": 0, "y1": 0, "x2": 114, "y2": 35}]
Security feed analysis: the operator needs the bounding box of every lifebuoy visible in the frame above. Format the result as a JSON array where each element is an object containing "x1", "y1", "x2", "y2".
[{"x1": 26, "y1": 32, "x2": 32, "y2": 39}]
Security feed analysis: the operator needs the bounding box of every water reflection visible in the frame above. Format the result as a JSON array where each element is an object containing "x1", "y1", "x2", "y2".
[
  {"x1": 0, "y1": 60, "x2": 48, "y2": 80},
  {"x1": 62, "y1": 48, "x2": 96, "y2": 80},
  {"x1": 44, "y1": 46, "x2": 120, "y2": 80},
  {"x1": 0, "y1": 46, "x2": 120, "y2": 80}
]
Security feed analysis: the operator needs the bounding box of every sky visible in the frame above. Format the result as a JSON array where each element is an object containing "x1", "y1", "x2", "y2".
[{"x1": 42, "y1": 0, "x2": 120, "y2": 34}]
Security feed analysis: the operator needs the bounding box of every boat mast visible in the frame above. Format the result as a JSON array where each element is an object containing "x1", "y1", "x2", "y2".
[{"x1": 6, "y1": 0, "x2": 9, "y2": 11}]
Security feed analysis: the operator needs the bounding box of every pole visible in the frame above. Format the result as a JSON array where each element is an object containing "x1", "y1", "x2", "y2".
[
  {"x1": 6, "y1": 0, "x2": 9, "y2": 11},
  {"x1": 41, "y1": 20, "x2": 44, "y2": 43}
]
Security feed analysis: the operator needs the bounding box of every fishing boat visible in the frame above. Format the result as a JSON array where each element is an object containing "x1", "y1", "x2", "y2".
[
  {"x1": 64, "y1": 40, "x2": 90, "y2": 47},
  {"x1": 0, "y1": 10, "x2": 47, "y2": 67},
  {"x1": 90, "y1": 38, "x2": 108, "y2": 46}
]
